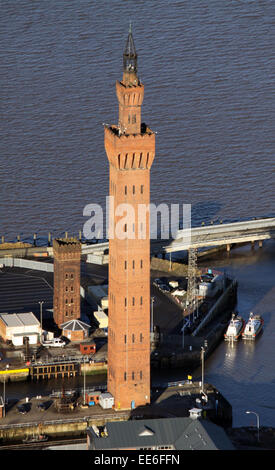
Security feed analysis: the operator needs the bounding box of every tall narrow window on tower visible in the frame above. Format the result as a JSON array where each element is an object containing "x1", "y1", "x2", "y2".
[{"x1": 105, "y1": 26, "x2": 155, "y2": 410}]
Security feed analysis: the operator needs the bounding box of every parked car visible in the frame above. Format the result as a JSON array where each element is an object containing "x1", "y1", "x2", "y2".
[
  {"x1": 160, "y1": 285, "x2": 171, "y2": 293},
  {"x1": 17, "y1": 405, "x2": 27, "y2": 414},
  {"x1": 37, "y1": 402, "x2": 47, "y2": 412}
]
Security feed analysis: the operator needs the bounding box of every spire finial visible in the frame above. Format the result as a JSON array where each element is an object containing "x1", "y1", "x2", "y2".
[{"x1": 129, "y1": 21, "x2": 132, "y2": 34}]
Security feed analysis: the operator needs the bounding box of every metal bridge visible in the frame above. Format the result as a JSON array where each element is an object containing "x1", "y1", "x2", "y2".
[
  {"x1": 1, "y1": 217, "x2": 274, "y2": 258},
  {"x1": 81, "y1": 217, "x2": 275, "y2": 255}
]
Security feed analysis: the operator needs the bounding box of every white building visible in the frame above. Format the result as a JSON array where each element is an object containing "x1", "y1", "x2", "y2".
[{"x1": 0, "y1": 312, "x2": 41, "y2": 346}]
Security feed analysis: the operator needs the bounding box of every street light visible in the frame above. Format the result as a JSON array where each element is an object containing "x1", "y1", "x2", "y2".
[
  {"x1": 38, "y1": 301, "x2": 44, "y2": 340},
  {"x1": 150, "y1": 297, "x2": 155, "y2": 333},
  {"x1": 246, "y1": 410, "x2": 260, "y2": 442},
  {"x1": 201, "y1": 347, "x2": 205, "y2": 395},
  {"x1": 3, "y1": 365, "x2": 9, "y2": 418}
]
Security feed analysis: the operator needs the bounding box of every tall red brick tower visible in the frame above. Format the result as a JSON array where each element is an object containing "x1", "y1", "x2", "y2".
[
  {"x1": 53, "y1": 238, "x2": 81, "y2": 327},
  {"x1": 105, "y1": 28, "x2": 155, "y2": 410}
]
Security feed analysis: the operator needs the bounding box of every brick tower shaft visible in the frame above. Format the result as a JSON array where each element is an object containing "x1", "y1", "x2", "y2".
[
  {"x1": 105, "y1": 29, "x2": 155, "y2": 410},
  {"x1": 53, "y1": 238, "x2": 81, "y2": 327}
]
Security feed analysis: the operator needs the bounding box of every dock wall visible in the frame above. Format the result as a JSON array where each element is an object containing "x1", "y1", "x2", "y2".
[{"x1": 0, "y1": 412, "x2": 129, "y2": 443}]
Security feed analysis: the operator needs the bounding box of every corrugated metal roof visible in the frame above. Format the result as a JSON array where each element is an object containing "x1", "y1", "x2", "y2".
[
  {"x1": 88, "y1": 417, "x2": 235, "y2": 450},
  {"x1": 0, "y1": 312, "x2": 39, "y2": 328}
]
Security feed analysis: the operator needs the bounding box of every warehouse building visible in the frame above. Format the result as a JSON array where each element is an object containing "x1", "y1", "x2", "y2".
[
  {"x1": 0, "y1": 312, "x2": 41, "y2": 346},
  {"x1": 87, "y1": 416, "x2": 235, "y2": 450}
]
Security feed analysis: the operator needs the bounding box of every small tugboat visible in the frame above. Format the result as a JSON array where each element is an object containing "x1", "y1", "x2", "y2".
[
  {"x1": 242, "y1": 312, "x2": 264, "y2": 340},
  {"x1": 224, "y1": 313, "x2": 245, "y2": 341}
]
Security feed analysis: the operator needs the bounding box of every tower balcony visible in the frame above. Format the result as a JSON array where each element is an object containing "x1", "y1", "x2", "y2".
[{"x1": 104, "y1": 124, "x2": 155, "y2": 170}]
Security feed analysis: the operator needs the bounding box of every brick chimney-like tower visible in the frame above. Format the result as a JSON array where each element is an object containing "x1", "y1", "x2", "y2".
[
  {"x1": 105, "y1": 28, "x2": 155, "y2": 410},
  {"x1": 53, "y1": 238, "x2": 81, "y2": 327}
]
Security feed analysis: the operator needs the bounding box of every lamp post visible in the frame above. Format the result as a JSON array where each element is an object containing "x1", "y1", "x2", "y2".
[
  {"x1": 182, "y1": 322, "x2": 187, "y2": 349},
  {"x1": 38, "y1": 301, "x2": 44, "y2": 340},
  {"x1": 246, "y1": 410, "x2": 260, "y2": 442},
  {"x1": 3, "y1": 365, "x2": 8, "y2": 418},
  {"x1": 83, "y1": 362, "x2": 86, "y2": 405},
  {"x1": 201, "y1": 347, "x2": 205, "y2": 395},
  {"x1": 150, "y1": 297, "x2": 155, "y2": 333},
  {"x1": 3, "y1": 375, "x2": 5, "y2": 418}
]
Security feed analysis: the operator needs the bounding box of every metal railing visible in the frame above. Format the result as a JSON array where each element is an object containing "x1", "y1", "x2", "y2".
[{"x1": 30, "y1": 355, "x2": 107, "y2": 367}]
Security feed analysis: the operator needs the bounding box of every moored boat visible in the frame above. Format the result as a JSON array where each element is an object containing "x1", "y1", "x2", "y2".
[
  {"x1": 23, "y1": 434, "x2": 48, "y2": 444},
  {"x1": 224, "y1": 313, "x2": 245, "y2": 341},
  {"x1": 242, "y1": 312, "x2": 264, "y2": 340}
]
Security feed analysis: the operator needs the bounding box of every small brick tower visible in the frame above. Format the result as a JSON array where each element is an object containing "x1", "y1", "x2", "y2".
[
  {"x1": 105, "y1": 27, "x2": 155, "y2": 410},
  {"x1": 53, "y1": 238, "x2": 81, "y2": 327}
]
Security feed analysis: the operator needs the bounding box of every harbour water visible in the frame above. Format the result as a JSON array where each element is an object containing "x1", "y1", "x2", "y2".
[{"x1": 1, "y1": 1, "x2": 275, "y2": 428}]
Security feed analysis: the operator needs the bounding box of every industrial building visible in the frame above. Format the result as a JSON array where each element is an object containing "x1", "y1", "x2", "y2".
[
  {"x1": 0, "y1": 312, "x2": 41, "y2": 346},
  {"x1": 87, "y1": 417, "x2": 235, "y2": 450}
]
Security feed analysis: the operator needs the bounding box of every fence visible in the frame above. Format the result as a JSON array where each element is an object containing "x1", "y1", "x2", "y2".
[{"x1": 0, "y1": 257, "x2": 53, "y2": 272}]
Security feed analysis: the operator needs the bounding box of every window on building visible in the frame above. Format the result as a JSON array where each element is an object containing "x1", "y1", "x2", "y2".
[
  {"x1": 65, "y1": 273, "x2": 69, "y2": 279},
  {"x1": 140, "y1": 296, "x2": 143, "y2": 305},
  {"x1": 71, "y1": 286, "x2": 74, "y2": 292},
  {"x1": 124, "y1": 260, "x2": 127, "y2": 269},
  {"x1": 140, "y1": 371, "x2": 143, "y2": 380},
  {"x1": 71, "y1": 298, "x2": 74, "y2": 304},
  {"x1": 140, "y1": 259, "x2": 143, "y2": 268},
  {"x1": 132, "y1": 297, "x2": 135, "y2": 306},
  {"x1": 125, "y1": 185, "x2": 127, "y2": 195},
  {"x1": 124, "y1": 335, "x2": 127, "y2": 344},
  {"x1": 132, "y1": 371, "x2": 135, "y2": 380},
  {"x1": 65, "y1": 286, "x2": 68, "y2": 292},
  {"x1": 132, "y1": 334, "x2": 135, "y2": 343},
  {"x1": 132, "y1": 115, "x2": 136, "y2": 124},
  {"x1": 132, "y1": 260, "x2": 135, "y2": 269},
  {"x1": 125, "y1": 298, "x2": 127, "y2": 307},
  {"x1": 70, "y1": 274, "x2": 74, "y2": 279},
  {"x1": 124, "y1": 372, "x2": 127, "y2": 381},
  {"x1": 141, "y1": 185, "x2": 144, "y2": 194},
  {"x1": 133, "y1": 185, "x2": 135, "y2": 194},
  {"x1": 140, "y1": 333, "x2": 143, "y2": 342}
]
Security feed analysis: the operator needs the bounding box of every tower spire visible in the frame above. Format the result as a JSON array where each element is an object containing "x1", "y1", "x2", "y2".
[{"x1": 123, "y1": 25, "x2": 138, "y2": 77}]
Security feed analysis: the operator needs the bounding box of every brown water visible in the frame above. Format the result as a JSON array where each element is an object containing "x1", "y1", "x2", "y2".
[{"x1": 1, "y1": 0, "x2": 275, "y2": 427}]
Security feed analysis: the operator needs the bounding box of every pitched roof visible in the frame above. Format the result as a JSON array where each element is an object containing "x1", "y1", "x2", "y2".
[
  {"x1": 60, "y1": 319, "x2": 90, "y2": 331},
  {"x1": 0, "y1": 312, "x2": 40, "y2": 328},
  {"x1": 88, "y1": 417, "x2": 235, "y2": 450}
]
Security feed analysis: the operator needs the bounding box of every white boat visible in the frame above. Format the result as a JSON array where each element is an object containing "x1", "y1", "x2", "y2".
[
  {"x1": 242, "y1": 312, "x2": 264, "y2": 340},
  {"x1": 224, "y1": 313, "x2": 245, "y2": 341}
]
